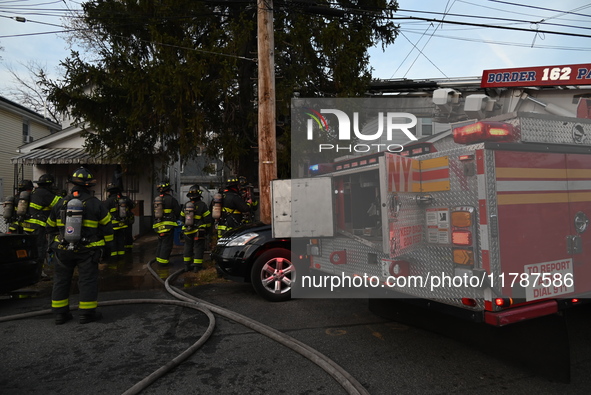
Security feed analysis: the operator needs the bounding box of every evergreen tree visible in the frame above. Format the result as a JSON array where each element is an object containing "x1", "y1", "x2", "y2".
[{"x1": 42, "y1": 0, "x2": 399, "y2": 178}]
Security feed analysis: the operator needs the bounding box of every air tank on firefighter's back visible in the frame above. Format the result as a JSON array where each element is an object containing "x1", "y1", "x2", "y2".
[
  {"x1": 184, "y1": 201, "x2": 195, "y2": 227},
  {"x1": 64, "y1": 198, "x2": 83, "y2": 249}
]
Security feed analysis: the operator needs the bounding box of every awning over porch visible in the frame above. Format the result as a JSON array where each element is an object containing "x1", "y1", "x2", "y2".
[{"x1": 11, "y1": 148, "x2": 113, "y2": 165}]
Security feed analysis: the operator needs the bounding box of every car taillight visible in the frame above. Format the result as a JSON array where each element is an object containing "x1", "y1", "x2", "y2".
[{"x1": 453, "y1": 121, "x2": 516, "y2": 144}]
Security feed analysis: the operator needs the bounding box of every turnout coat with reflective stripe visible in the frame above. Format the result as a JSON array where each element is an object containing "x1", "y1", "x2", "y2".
[{"x1": 46, "y1": 186, "x2": 114, "y2": 252}]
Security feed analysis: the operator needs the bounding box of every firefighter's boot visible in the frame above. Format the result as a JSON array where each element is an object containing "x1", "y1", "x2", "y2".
[
  {"x1": 55, "y1": 312, "x2": 73, "y2": 325},
  {"x1": 193, "y1": 264, "x2": 203, "y2": 273},
  {"x1": 79, "y1": 310, "x2": 102, "y2": 324}
]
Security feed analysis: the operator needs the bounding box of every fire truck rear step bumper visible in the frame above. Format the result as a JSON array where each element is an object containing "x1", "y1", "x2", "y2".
[{"x1": 484, "y1": 300, "x2": 558, "y2": 326}]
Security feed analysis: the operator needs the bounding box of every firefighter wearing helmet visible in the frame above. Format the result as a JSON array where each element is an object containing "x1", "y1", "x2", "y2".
[
  {"x1": 153, "y1": 181, "x2": 181, "y2": 266},
  {"x1": 181, "y1": 185, "x2": 212, "y2": 272},
  {"x1": 6, "y1": 179, "x2": 34, "y2": 234},
  {"x1": 46, "y1": 167, "x2": 114, "y2": 325},
  {"x1": 217, "y1": 177, "x2": 251, "y2": 239},
  {"x1": 21, "y1": 174, "x2": 63, "y2": 278},
  {"x1": 102, "y1": 183, "x2": 135, "y2": 259}
]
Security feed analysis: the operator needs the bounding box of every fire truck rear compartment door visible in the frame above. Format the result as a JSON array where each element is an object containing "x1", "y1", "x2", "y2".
[
  {"x1": 494, "y1": 150, "x2": 591, "y2": 300},
  {"x1": 271, "y1": 177, "x2": 334, "y2": 238}
]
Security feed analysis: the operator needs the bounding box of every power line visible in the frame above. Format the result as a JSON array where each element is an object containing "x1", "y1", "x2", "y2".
[
  {"x1": 399, "y1": 27, "x2": 591, "y2": 51},
  {"x1": 381, "y1": 14, "x2": 591, "y2": 39},
  {"x1": 395, "y1": 8, "x2": 591, "y2": 32},
  {"x1": 485, "y1": 0, "x2": 591, "y2": 18}
]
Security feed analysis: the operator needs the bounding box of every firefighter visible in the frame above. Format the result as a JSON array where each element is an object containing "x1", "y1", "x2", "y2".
[
  {"x1": 7, "y1": 179, "x2": 34, "y2": 234},
  {"x1": 123, "y1": 194, "x2": 136, "y2": 254},
  {"x1": 23, "y1": 174, "x2": 63, "y2": 277},
  {"x1": 102, "y1": 183, "x2": 128, "y2": 259},
  {"x1": 239, "y1": 176, "x2": 258, "y2": 223},
  {"x1": 153, "y1": 181, "x2": 181, "y2": 266},
  {"x1": 46, "y1": 167, "x2": 114, "y2": 325},
  {"x1": 217, "y1": 177, "x2": 251, "y2": 239},
  {"x1": 181, "y1": 185, "x2": 212, "y2": 272}
]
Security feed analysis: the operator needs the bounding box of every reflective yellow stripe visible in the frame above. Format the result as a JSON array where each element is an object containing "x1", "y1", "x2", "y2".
[
  {"x1": 153, "y1": 221, "x2": 177, "y2": 228},
  {"x1": 183, "y1": 257, "x2": 191, "y2": 262},
  {"x1": 29, "y1": 202, "x2": 44, "y2": 210},
  {"x1": 104, "y1": 235, "x2": 114, "y2": 242},
  {"x1": 47, "y1": 218, "x2": 57, "y2": 227},
  {"x1": 87, "y1": 240, "x2": 106, "y2": 247},
  {"x1": 52, "y1": 299, "x2": 69, "y2": 308},
  {"x1": 223, "y1": 207, "x2": 241, "y2": 214},
  {"x1": 25, "y1": 218, "x2": 46, "y2": 226},
  {"x1": 496, "y1": 167, "x2": 565, "y2": 179},
  {"x1": 83, "y1": 219, "x2": 98, "y2": 228},
  {"x1": 50, "y1": 195, "x2": 61, "y2": 208},
  {"x1": 164, "y1": 209, "x2": 172, "y2": 213},
  {"x1": 99, "y1": 214, "x2": 111, "y2": 225},
  {"x1": 156, "y1": 257, "x2": 169, "y2": 264},
  {"x1": 194, "y1": 259, "x2": 203, "y2": 264},
  {"x1": 79, "y1": 301, "x2": 98, "y2": 310}
]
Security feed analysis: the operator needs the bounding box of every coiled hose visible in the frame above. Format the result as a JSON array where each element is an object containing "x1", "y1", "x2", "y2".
[{"x1": 0, "y1": 257, "x2": 370, "y2": 395}]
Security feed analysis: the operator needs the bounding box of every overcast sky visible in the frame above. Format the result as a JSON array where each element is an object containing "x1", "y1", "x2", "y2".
[{"x1": 1, "y1": 0, "x2": 590, "y2": 110}]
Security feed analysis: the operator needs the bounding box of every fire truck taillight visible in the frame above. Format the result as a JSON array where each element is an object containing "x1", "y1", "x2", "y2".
[
  {"x1": 452, "y1": 230, "x2": 472, "y2": 246},
  {"x1": 451, "y1": 207, "x2": 477, "y2": 268},
  {"x1": 453, "y1": 249, "x2": 474, "y2": 266},
  {"x1": 451, "y1": 211, "x2": 472, "y2": 228},
  {"x1": 494, "y1": 297, "x2": 513, "y2": 307},
  {"x1": 453, "y1": 121, "x2": 516, "y2": 144},
  {"x1": 462, "y1": 298, "x2": 477, "y2": 307},
  {"x1": 307, "y1": 239, "x2": 320, "y2": 256}
]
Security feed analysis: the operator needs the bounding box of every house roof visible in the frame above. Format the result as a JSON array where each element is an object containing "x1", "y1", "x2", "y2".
[
  {"x1": 0, "y1": 96, "x2": 61, "y2": 130},
  {"x1": 11, "y1": 148, "x2": 113, "y2": 165}
]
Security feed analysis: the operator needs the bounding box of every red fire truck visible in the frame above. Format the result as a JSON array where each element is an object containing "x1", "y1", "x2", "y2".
[{"x1": 276, "y1": 63, "x2": 591, "y2": 328}]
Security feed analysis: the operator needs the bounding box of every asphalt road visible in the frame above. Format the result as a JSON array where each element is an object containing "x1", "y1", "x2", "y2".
[{"x1": 2, "y1": 274, "x2": 591, "y2": 395}]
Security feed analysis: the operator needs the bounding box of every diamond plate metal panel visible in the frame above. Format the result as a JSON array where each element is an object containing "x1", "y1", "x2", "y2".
[
  {"x1": 313, "y1": 141, "x2": 487, "y2": 310},
  {"x1": 519, "y1": 113, "x2": 591, "y2": 145}
]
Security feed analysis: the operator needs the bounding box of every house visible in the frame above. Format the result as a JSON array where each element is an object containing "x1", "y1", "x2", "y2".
[
  {"x1": 0, "y1": 96, "x2": 59, "y2": 201},
  {"x1": 10, "y1": 114, "x2": 229, "y2": 238}
]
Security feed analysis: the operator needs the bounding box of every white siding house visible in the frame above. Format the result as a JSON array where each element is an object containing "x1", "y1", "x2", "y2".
[{"x1": 0, "y1": 96, "x2": 59, "y2": 203}]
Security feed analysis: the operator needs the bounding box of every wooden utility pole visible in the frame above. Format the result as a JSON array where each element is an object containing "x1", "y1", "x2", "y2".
[{"x1": 257, "y1": 0, "x2": 276, "y2": 224}]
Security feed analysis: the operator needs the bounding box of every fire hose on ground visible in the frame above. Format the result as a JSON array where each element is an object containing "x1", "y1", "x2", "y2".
[{"x1": 0, "y1": 256, "x2": 370, "y2": 395}]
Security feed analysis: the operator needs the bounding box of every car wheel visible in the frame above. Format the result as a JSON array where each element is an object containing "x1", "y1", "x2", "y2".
[{"x1": 251, "y1": 248, "x2": 294, "y2": 302}]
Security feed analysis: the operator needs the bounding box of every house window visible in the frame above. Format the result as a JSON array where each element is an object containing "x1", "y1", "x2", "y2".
[
  {"x1": 207, "y1": 163, "x2": 217, "y2": 177},
  {"x1": 22, "y1": 120, "x2": 32, "y2": 144},
  {"x1": 126, "y1": 173, "x2": 140, "y2": 193}
]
